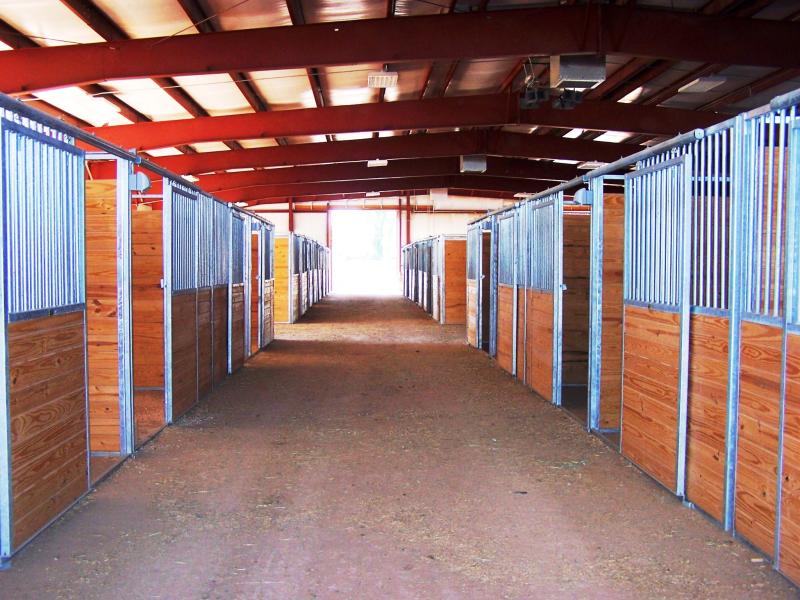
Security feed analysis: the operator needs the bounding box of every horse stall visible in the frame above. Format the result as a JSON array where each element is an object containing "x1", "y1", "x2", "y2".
[
  {"x1": 298, "y1": 236, "x2": 309, "y2": 319},
  {"x1": 434, "y1": 235, "x2": 467, "y2": 325},
  {"x1": 250, "y1": 218, "x2": 275, "y2": 355},
  {"x1": 0, "y1": 113, "x2": 93, "y2": 565},
  {"x1": 466, "y1": 222, "x2": 491, "y2": 350}
]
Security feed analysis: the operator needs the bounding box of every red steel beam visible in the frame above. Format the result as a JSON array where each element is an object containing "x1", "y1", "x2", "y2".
[
  {"x1": 3, "y1": 6, "x2": 800, "y2": 95},
  {"x1": 216, "y1": 175, "x2": 550, "y2": 202},
  {"x1": 89, "y1": 94, "x2": 719, "y2": 150},
  {"x1": 152, "y1": 130, "x2": 641, "y2": 175},
  {"x1": 197, "y1": 156, "x2": 579, "y2": 191}
]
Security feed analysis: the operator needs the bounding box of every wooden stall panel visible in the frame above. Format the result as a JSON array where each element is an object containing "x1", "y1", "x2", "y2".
[
  {"x1": 231, "y1": 284, "x2": 246, "y2": 373},
  {"x1": 621, "y1": 305, "x2": 680, "y2": 491},
  {"x1": 516, "y1": 288, "x2": 526, "y2": 380},
  {"x1": 85, "y1": 181, "x2": 120, "y2": 453},
  {"x1": 601, "y1": 194, "x2": 625, "y2": 429},
  {"x1": 300, "y1": 273, "x2": 308, "y2": 316},
  {"x1": 562, "y1": 213, "x2": 590, "y2": 386},
  {"x1": 197, "y1": 289, "x2": 212, "y2": 398},
  {"x1": 444, "y1": 239, "x2": 467, "y2": 324},
  {"x1": 131, "y1": 210, "x2": 166, "y2": 443},
  {"x1": 780, "y1": 333, "x2": 800, "y2": 583},
  {"x1": 262, "y1": 279, "x2": 275, "y2": 347},
  {"x1": 250, "y1": 234, "x2": 260, "y2": 356},
  {"x1": 171, "y1": 293, "x2": 198, "y2": 420},
  {"x1": 735, "y1": 320, "x2": 783, "y2": 557},
  {"x1": 8, "y1": 312, "x2": 88, "y2": 550},
  {"x1": 526, "y1": 289, "x2": 554, "y2": 401},
  {"x1": 466, "y1": 279, "x2": 478, "y2": 347},
  {"x1": 212, "y1": 286, "x2": 228, "y2": 385},
  {"x1": 686, "y1": 314, "x2": 729, "y2": 522},
  {"x1": 274, "y1": 238, "x2": 290, "y2": 323},
  {"x1": 496, "y1": 284, "x2": 515, "y2": 374}
]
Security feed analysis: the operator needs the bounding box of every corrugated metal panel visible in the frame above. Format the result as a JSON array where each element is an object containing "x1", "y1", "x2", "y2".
[
  {"x1": 213, "y1": 200, "x2": 230, "y2": 285},
  {"x1": 1, "y1": 118, "x2": 85, "y2": 317},
  {"x1": 171, "y1": 184, "x2": 197, "y2": 291},
  {"x1": 197, "y1": 194, "x2": 215, "y2": 288},
  {"x1": 231, "y1": 213, "x2": 246, "y2": 284}
]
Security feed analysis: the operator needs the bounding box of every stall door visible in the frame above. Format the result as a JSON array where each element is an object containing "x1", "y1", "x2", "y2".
[
  {"x1": 621, "y1": 156, "x2": 692, "y2": 496},
  {"x1": 525, "y1": 194, "x2": 564, "y2": 404},
  {"x1": 496, "y1": 212, "x2": 516, "y2": 374}
]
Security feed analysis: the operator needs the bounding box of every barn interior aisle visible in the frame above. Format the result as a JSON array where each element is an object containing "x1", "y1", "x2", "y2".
[{"x1": 0, "y1": 296, "x2": 793, "y2": 600}]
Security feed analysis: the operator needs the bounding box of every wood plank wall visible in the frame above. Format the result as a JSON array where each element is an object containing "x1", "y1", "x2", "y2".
[
  {"x1": 274, "y1": 238, "x2": 290, "y2": 323},
  {"x1": 562, "y1": 213, "x2": 591, "y2": 386},
  {"x1": 171, "y1": 293, "x2": 198, "y2": 419},
  {"x1": 735, "y1": 320, "x2": 783, "y2": 557},
  {"x1": 131, "y1": 210, "x2": 166, "y2": 445},
  {"x1": 262, "y1": 279, "x2": 275, "y2": 347},
  {"x1": 197, "y1": 289, "x2": 213, "y2": 398},
  {"x1": 230, "y1": 285, "x2": 246, "y2": 373},
  {"x1": 516, "y1": 288, "x2": 526, "y2": 381},
  {"x1": 466, "y1": 279, "x2": 478, "y2": 347},
  {"x1": 621, "y1": 305, "x2": 681, "y2": 491},
  {"x1": 496, "y1": 284, "x2": 514, "y2": 374},
  {"x1": 212, "y1": 286, "x2": 228, "y2": 385},
  {"x1": 526, "y1": 289, "x2": 553, "y2": 401},
  {"x1": 300, "y1": 273, "x2": 308, "y2": 316},
  {"x1": 780, "y1": 333, "x2": 800, "y2": 582},
  {"x1": 85, "y1": 180, "x2": 121, "y2": 453},
  {"x1": 8, "y1": 312, "x2": 88, "y2": 550},
  {"x1": 600, "y1": 194, "x2": 625, "y2": 429},
  {"x1": 250, "y1": 234, "x2": 260, "y2": 355},
  {"x1": 686, "y1": 314, "x2": 729, "y2": 522},
  {"x1": 444, "y1": 240, "x2": 467, "y2": 324}
]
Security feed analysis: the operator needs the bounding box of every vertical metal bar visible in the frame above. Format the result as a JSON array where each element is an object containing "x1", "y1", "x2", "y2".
[
  {"x1": 588, "y1": 177, "x2": 605, "y2": 431},
  {"x1": 676, "y1": 156, "x2": 693, "y2": 498},
  {"x1": 511, "y1": 212, "x2": 518, "y2": 377},
  {"x1": 553, "y1": 192, "x2": 564, "y2": 407},
  {"x1": 765, "y1": 117, "x2": 776, "y2": 315},
  {"x1": 0, "y1": 120, "x2": 13, "y2": 562},
  {"x1": 163, "y1": 178, "x2": 174, "y2": 424},
  {"x1": 724, "y1": 114, "x2": 746, "y2": 532},
  {"x1": 754, "y1": 116, "x2": 766, "y2": 314},
  {"x1": 774, "y1": 109, "x2": 787, "y2": 318},
  {"x1": 116, "y1": 158, "x2": 134, "y2": 455}
]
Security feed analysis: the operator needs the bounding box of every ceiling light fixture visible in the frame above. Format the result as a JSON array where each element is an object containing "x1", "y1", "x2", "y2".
[
  {"x1": 367, "y1": 70, "x2": 399, "y2": 89},
  {"x1": 367, "y1": 159, "x2": 388, "y2": 167}
]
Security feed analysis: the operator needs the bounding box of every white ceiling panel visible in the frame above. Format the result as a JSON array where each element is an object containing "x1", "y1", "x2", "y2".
[
  {"x1": 249, "y1": 69, "x2": 316, "y2": 111},
  {"x1": 171, "y1": 73, "x2": 252, "y2": 116},
  {"x1": 92, "y1": 0, "x2": 198, "y2": 38},
  {"x1": 33, "y1": 87, "x2": 132, "y2": 126},
  {"x1": 100, "y1": 78, "x2": 194, "y2": 121},
  {"x1": 0, "y1": 0, "x2": 103, "y2": 46}
]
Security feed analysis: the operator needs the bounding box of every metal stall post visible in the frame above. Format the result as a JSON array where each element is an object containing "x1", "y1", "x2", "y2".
[
  {"x1": 0, "y1": 120, "x2": 10, "y2": 565},
  {"x1": 489, "y1": 216, "x2": 499, "y2": 358},
  {"x1": 243, "y1": 214, "x2": 252, "y2": 359},
  {"x1": 115, "y1": 157, "x2": 135, "y2": 455},
  {"x1": 511, "y1": 208, "x2": 519, "y2": 378},
  {"x1": 162, "y1": 178, "x2": 174, "y2": 423},
  {"x1": 553, "y1": 192, "x2": 565, "y2": 407}
]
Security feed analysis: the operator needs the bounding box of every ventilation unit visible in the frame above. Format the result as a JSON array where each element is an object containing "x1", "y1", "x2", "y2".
[{"x1": 550, "y1": 55, "x2": 606, "y2": 90}]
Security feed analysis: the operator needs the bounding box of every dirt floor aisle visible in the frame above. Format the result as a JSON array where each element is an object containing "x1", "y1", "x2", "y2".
[{"x1": 0, "y1": 296, "x2": 795, "y2": 599}]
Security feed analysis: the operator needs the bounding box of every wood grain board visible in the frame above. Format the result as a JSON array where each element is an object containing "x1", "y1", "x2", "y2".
[
  {"x1": 274, "y1": 238, "x2": 290, "y2": 323},
  {"x1": 526, "y1": 289, "x2": 553, "y2": 401},
  {"x1": 8, "y1": 311, "x2": 89, "y2": 550},
  {"x1": 250, "y1": 234, "x2": 260, "y2": 355},
  {"x1": 85, "y1": 180, "x2": 121, "y2": 453},
  {"x1": 197, "y1": 288, "x2": 212, "y2": 398},
  {"x1": 171, "y1": 293, "x2": 198, "y2": 420},
  {"x1": 621, "y1": 305, "x2": 680, "y2": 491},
  {"x1": 563, "y1": 213, "x2": 590, "y2": 386},
  {"x1": 212, "y1": 286, "x2": 228, "y2": 385},
  {"x1": 686, "y1": 314, "x2": 729, "y2": 522},
  {"x1": 496, "y1": 284, "x2": 514, "y2": 374},
  {"x1": 601, "y1": 194, "x2": 624, "y2": 429},
  {"x1": 735, "y1": 320, "x2": 783, "y2": 557},
  {"x1": 444, "y1": 239, "x2": 467, "y2": 324},
  {"x1": 780, "y1": 333, "x2": 800, "y2": 582},
  {"x1": 466, "y1": 279, "x2": 478, "y2": 347},
  {"x1": 231, "y1": 284, "x2": 246, "y2": 373}
]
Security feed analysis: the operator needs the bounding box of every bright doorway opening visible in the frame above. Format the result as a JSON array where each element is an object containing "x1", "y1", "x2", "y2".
[{"x1": 330, "y1": 210, "x2": 400, "y2": 295}]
